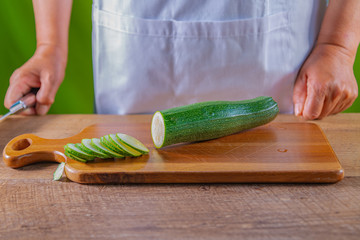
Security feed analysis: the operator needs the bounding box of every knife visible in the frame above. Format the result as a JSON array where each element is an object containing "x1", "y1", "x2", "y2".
[{"x1": 0, "y1": 89, "x2": 39, "y2": 121}]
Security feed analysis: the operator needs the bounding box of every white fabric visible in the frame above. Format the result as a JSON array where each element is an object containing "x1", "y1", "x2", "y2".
[{"x1": 92, "y1": 0, "x2": 326, "y2": 114}]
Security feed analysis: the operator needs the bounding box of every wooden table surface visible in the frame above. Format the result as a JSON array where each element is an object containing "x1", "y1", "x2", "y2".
[{"x1": 0, "y1": 114, "x2": 359, "y2": 240}]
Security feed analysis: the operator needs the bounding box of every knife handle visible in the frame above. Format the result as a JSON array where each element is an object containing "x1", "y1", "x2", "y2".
[
  {"x1": 10, "y1": 88, "x2": 39, "y2": 109},
  {"x1": 2, "y1": 133, "x2": 67, "y2": 168}
]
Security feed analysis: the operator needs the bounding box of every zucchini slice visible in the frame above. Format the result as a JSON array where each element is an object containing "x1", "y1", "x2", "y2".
[
  {"x1": 90, "y1": 138, "x2": 125, "y2": 158},
  {"x1": 64, "y1": 148, "x2": 88, "y2": 163},
  {"x1": 53, "y1": 162, "x2": 65, "y2": 181},
  {"x1": 80, "y1": 139, "x2": 110, "y2": 158},
  {"x1": 115, "y1": 133, "x2": 149, "y2": 154},
  {"x1": 100, "y1": 135, "x2": 129, "y2": 156},
  {"x1": 64, "y1": 143, "x2": 95, "y2": 161},
  {"x1": 108, "y1": 134, "x2": 142, "y2": 157}
]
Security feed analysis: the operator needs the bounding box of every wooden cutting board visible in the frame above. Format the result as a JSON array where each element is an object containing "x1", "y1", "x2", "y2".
[{"x1": 2, "y1": 122, "x2": 343, "y2": 183}]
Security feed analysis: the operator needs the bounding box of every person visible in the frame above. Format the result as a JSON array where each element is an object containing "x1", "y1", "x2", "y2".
[{"x1": 4, "y1": 0, "x2": 360, "y2": 119}]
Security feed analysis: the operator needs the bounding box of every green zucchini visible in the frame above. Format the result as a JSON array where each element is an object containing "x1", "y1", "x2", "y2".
[
  {"x1": 100, "y1": 135, "x2": 127, "y2": 156},
  {"x1": 53, "y1": 162, "x2": 66, "y2": 181},
  {"x1": 91, "y1": 138, "x2": 125, "y2": 158},
  {"x1": 115, "y1": 133, "x2": 149, "y2": 154},
  {"x1": 151, "y1": 96, "x2": 279, "y2": 148},
  {"x1": 109, "y1": 134, "x2": 142, "y2": 157},
  {"x1": 64, "y1": 148, "x2": 88, "y2": 163},
  {"x1": 64, "y1": 134, "x2": 148, "y2": 163},
  {"x1": 64, "y1": 143, "x2": 95, "y2": 161},
  {"x1": 80, "y1": 139, "x2": 110, "y2": 158}
]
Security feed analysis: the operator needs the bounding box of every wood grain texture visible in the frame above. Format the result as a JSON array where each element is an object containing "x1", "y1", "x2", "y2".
[
  {"x1": 0, "y1": 114, "x2": 359, "y2": 240},
  {"x1": 3, "y1": 120, "x2": 343, "y2": 183},
  {"x1": 0, "y1": 178, "x2": 359, "y2": 240}
]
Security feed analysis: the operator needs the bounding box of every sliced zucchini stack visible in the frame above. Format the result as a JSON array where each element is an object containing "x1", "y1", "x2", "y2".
[{"x1": 64, "y1": 133, "x2": 149, "y2": 163}]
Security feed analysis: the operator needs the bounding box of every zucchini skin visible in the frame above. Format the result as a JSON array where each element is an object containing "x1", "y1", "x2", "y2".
[{"x1": 157, "y1": 96, "x2": 279, "y2": 148}]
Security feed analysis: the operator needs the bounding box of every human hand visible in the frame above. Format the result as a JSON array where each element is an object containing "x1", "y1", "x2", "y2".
[
  {"x1": 293, "y1": 43, "x2": 358, "y2": 120},
  {"x1": 4, "y1": 44, "x2": 67, "y2": 115}
]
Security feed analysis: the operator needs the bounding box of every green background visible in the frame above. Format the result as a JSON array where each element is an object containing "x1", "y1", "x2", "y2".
[{"x1": 0, "y1": 1, "x2": 359, "y2": 114}]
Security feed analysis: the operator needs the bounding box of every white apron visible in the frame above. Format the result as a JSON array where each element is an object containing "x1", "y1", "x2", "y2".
[{"x1": 92, "y1": 0, "x2": 326, "y2": 114}]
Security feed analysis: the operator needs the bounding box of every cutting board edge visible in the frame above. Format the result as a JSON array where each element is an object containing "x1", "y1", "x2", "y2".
[{"x1": 64, "y1": 167, "x2": 344, "y2": 184}]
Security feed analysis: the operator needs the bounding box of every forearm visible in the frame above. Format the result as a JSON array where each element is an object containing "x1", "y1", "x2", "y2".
[
  {"x1": 316, "y1": 0, "x2": 360, "y2": 60},
  {"x1": 32, "y1": 0, "x2": 73, "y2": 62}
]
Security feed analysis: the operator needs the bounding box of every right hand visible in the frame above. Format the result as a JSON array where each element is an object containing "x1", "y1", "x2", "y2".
[
  {"x1": 4, "y1": 44, "x2": 67, "y2": 115},
  {"x1": 293, "y1": 43, "x2": 358, "y2": 120}
]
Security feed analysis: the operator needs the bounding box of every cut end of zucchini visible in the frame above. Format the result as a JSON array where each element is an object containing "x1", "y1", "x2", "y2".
[{"x1": 151, "y1": 111, "x2": 165, "y2": 148}]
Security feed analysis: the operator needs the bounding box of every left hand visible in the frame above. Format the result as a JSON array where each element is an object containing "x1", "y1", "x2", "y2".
[{"x1": 293, "y1": 43, "x2": 358, "y2": 120}]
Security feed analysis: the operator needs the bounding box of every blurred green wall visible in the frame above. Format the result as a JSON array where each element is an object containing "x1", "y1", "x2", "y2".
[
  {"x1": 0, "y1": 0, "x2": 93, "y2": 114},
  {"x1": 0, "y1": 1, "x2": 359, "y2": 114}
]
